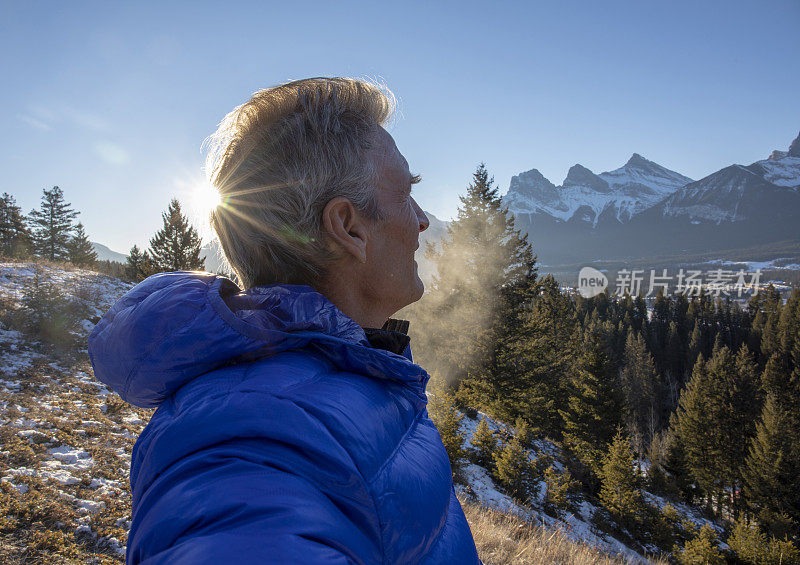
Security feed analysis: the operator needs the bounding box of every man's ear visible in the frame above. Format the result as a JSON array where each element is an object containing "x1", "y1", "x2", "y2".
[{"x1": 322, "y1": 197, "x2": 368, "y2": 264}]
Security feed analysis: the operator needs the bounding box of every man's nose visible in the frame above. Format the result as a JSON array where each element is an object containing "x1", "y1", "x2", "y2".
[{"x1": 413, "y1": 198, "x2": 429, "y2": 232}]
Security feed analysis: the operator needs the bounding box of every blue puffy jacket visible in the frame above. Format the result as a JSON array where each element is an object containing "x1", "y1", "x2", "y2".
[{"x1": 88, "y1": 272, "x2": 480, "y2": 564}]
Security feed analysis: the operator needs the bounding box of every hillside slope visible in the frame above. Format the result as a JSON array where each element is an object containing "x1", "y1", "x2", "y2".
[{"x1": 0, "y1": 263, "x2": 714, "y2": 563}]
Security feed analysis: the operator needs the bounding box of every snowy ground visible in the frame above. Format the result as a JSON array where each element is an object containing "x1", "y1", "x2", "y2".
[
  {"x1": 707, "y1": 257, "x2": 800, "y2": 272},
  {"x1": 0, "y1": 262, "x2": 132, "y2": 378},
  {"x1": 455, "y1": 410, "x2": 651, "y2": 562},
  {"x1": 454, "y1": 409, "x2": 725, "y2": 563},
  {"x1": 0, "y1": 262, "x2": 139, "y2": 561}
]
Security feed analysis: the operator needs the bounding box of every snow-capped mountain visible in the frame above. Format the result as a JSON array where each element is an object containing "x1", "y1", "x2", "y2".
[
  {"x1": 504, "y1": 154, "x2": 692, "y2": 227},
  {"x1": 504, "y1": 131, "x2": 800, "y2": 265},
  {"x1": 656, "y1": 134, "x2": 800, "y2": 224},
  {"x1": 658, "y1": 163, "x2": 797, "y2": 224}
]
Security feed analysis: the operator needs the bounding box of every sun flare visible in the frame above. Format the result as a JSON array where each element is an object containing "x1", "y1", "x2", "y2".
[{"x1": 191, "y1": 180, "x2": 222, "y2": 215}]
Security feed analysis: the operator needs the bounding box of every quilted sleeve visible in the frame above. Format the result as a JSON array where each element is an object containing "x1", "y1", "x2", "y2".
[{"x1": 127, "y1": 389, "x2": 384, "y2": 565}]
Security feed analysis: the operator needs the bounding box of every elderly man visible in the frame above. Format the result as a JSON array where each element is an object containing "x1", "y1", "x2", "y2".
[{"x1": 89, "y1": 78, "x2": 480, "y2": 564}]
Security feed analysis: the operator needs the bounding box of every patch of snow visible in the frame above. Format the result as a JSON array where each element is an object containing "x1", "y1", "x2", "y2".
[
  {"x1": 753, "y1": 156, "x2": 800, "y2": 188},
  {"x1": 460, "y1": 463, "x2": 529, "y2": 518},
  {"x1": 48, "y1": 445, "x2": 92, "y2": 465},
  {"x1": 706, "y1": 257, "x2": 800, "y2": 272},
  {"x1": 76, "y1": 498, "x2": 106, "y2": 514}
]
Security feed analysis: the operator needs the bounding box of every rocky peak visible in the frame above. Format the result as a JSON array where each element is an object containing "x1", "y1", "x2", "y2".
[
  {"x1": 625, "y1": 153, "x2": 652, "y2": 169},
  {"x1": 507, "y1": 168, "x2": 560, "y2": 205},
  {"x1": 788, "y1": 131, "x2": 800, "y2": 158},
  {"x1": 563, "y1": 164, "x2": 610, "y2": 192},
  {"x1": 511, "y1": 168, "x2": 556, "y2": 191}
]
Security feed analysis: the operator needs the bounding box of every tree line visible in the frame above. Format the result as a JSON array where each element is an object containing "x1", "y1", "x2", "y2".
[
  {"x1": 0, "y1": 187, "x2": 96, "y2": 266},
  {"x1": 407, "y1": 164, "x2": 800, "y2": 560},
  {"x1": 0, "y1": 188, "x2": 205, "y2": 280}
]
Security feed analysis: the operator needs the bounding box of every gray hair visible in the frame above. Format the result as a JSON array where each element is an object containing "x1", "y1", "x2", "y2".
[{"x1": 205, "y1": 77, "x2": 395, "y2": 288}]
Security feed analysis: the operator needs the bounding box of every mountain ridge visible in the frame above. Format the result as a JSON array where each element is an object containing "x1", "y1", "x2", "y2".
[{"x1": 503, "y1": 131, "x2": 800, "y2": 265}]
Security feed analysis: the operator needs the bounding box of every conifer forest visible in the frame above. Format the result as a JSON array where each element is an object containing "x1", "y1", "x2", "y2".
[{"x1": 405, "y1": 164, "x2": 800, "y2": 559}]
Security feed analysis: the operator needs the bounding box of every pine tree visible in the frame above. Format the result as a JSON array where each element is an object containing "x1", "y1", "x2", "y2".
[
  {"x1": 776, "y1": 289, "x2": 800, "y2": 362},
  {"x1": 728, "y1": 518, "x2": 800, "y2": 564},
  {"x1": 28, "y1": 186, "x2": 79, "y2": 261},
  {"x1": 675, "y1": 524, "x2": 724, "y2": 565},
  {"x1": 0, "y1": 193, "x2": 32, "y2": 258},
  {"x1": 514, "y1": 416, "x2": 533, "y2": 448},
  {"x1": 126, "y1": 245, "x2": 153, "y2": 282},
  {"x1": 470, "y1": 417, "x2": 497, "y2": 468},
  {"x1": 672, "y1": 355, "x2": 719, "y2": 508},
  {"x1": 148, "y1": 198, "x2": 205, "y2": 272},
  {"x1": 542, "y1": 465, "x2": 579, "y2": 518},
  {"x1": 620, "y1": 331, "x2": 661, "y2": 455},
  {"x1": 743, "y1": 391, "x2": 800, "y2": 538},
  {"x1": 674, "y1": 346, "x2": 759, "y2": 514},
  {"x1": 494, "y1": 437, "x2": 531, "y2": 501},
  {"x1": 559, "y1": 332, "x2": 624, "y2": 479},
  {"x1": 599, "y1": 429, "x2": 643, "y2": 531},
  {"x1": 408, "y1": 163, "x2": 536, "y2": 391},
  {"x1": 67, "y1": 222, "x2": 97, "y2": 267},
  {"x1": 498, "y1": 274, "x2": 577, "y2": 439},
  {"x1": 428, "y1": 391, "x2": 465, "y2": 471}
]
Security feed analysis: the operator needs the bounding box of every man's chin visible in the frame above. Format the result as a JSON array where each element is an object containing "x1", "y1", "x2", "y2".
[{"x1": 412, "y1": 273, "x2": 425, "y2": 302}]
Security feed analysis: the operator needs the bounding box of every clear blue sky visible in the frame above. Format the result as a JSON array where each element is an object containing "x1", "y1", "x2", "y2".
[{"x1": 2, "y1": 0, "x2": 798, "y2": 253}]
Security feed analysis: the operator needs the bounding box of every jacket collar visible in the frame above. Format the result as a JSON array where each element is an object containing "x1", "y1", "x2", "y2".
[{"x1": 89, "y1": 273, "x2": 429, "y2": 408}]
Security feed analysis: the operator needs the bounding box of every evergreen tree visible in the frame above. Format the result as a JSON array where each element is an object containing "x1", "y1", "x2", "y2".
[
  {"x1": 759, "y1": 288, "x2": 785, "y2": 364},
  {"x1": 67, "y1": 222, "x2": 97, "y2": 267},
  {"x1": 673, "y1": 355, "x2": 720, "y2": 508},
  {"x1": 28, "y1": 186, "x2": 79, "y2": 261},
  {"x1": 543, "y1": 465, "x2": 579, "y2": 518},
  {"x1": 743, "y1": 389, "x2": 800, "y2": 538},
  {"x1": 513, "y1": 416, "x2": 533, "y2": 448},
  {"x1": 0, "y1": 193, "x2": 32, "y2": 258},
  {"x1": 470, "y1": 417, "x2": 497, "y2": 468},
  {"x1": 620, "y1": 331, "x2": 661, "y2": 455},
  {"x1": 599, "y1": 429, "x2": 644, "y2": 531},
  {"x1": 428, "y1": 391, "x2": 465, "y2": 471},
  {"x1": 647, "y1": 427, "x2": 692, "y2": 500},
  {"x1": 674, "y1": 346, "x2": 759, "y2": 514},
  {"x1": 126, "y1": 245, "x2": 153, "y2": 282},
  {"x1": 776, "y1": 289, "x2": 800, "y2": 362},
  {"x1": 725, "y1": 346, "x2": 761, "y2": 514},
  {"x1": 675, "y1": 524, "x2": 724, "y2": 565},
  {"x1": 94, "y1": 259, "x2": 127, "y2": 279},
  {"x1": 648, "y1": 290, "x2": 670, "y2": 369},
  {"x1": 494, "y1": 437, "x2": 532, "y2": 501},
  {"x1": 148, "y1": 198, "x2": 205, "y2": 272},
  {"x1": 409, "y1": 163, "x2": 536, "y2": 391},
  {"x1": 491, "y1": 274, "x2": 576, "y2": 437},
  {"x1": 560, "y1": 332, "x2": 624, "y2": 479},
  {"x1": 728, "y1": 518, "x2": 800, "y2": 564}
]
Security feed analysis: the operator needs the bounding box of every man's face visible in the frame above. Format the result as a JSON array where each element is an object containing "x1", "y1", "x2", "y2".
[{"x1": 363, "y1": 127, "x2": 429, "y2": 316}]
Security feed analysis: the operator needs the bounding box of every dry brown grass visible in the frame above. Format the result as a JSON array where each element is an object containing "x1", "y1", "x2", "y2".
[{"x1": 461, "y1": 499, "x2": 666, "y2": 565}]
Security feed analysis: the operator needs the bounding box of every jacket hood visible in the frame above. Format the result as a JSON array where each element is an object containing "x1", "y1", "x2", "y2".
[{"x1": 88, "y1": 272, "x2": 428, "y2": 408}]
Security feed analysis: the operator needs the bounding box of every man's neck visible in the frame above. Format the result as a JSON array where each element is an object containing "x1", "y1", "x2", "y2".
[{"x1": 316, "y1": 272, "x2": 391, "y2": 329}]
